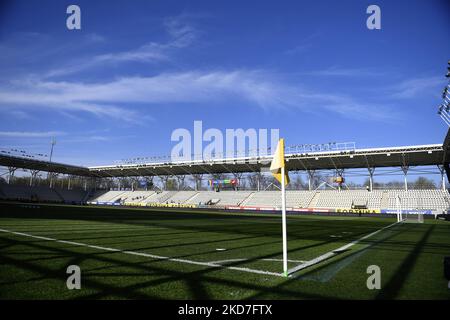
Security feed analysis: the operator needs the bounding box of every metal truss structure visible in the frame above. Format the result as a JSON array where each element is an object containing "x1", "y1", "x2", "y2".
[{"x1": 0, "y1": 143, "x2": 446, "y2": 178}]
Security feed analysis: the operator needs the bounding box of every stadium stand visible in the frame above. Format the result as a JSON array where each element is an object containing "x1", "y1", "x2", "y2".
[
  {"x1": 0, "y1": 184, "x2": 33, "y2": 201},
  {"x1": 32, "y1": 187, "x2": 62, "y2": 202},
  {"x1": 314, "y1": 190, "x2": 384, "y2": 209},
  {"x1": 123, "y1": 191, "x2": 156, "y2": 204},
  {"x1": 85, "y1": 188, "x2": 449, "y2": 212},
  {"x1": 185, "y1": 191, "x2": 252, "y2": 206},
  {"x1": 386, "y1": 189, "x2": 450, "y2": 211},
  {"x1": 89, "y1": 190, "x2": 125, "y2": 203},
  {"x1": 0, "y1": 183, "x2": 88, "y2": 203},
  {"x1": 242, "y1": 191, "x2": 316, "y2": 208},
  {"x1": 138, "y1": 191, "x2": 176, "y2": 204},
  {"x1": 56, "y1": 189, "x2": 87, "y2": 204},
  {"x1": 155, "y1": 191, "x2": 178, "y2": 203},
  {"x1": 240, "y1": 191, "x2": 278, "y2": 207},
  {"x1": 165, "y1": 191, "x2": 199, "y2": 204},
  {"x1": 1, "y1": 183, "x2": 449, "y2": 212}
]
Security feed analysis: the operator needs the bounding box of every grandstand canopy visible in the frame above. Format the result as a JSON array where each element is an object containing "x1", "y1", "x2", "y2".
[
  {"x1": 88, "y1": 144, "x2": 445, "y2": 177},
  {"x1": 0, "y1": 143, "x2": 446, "y2": 178},
  {"x1": 0, "y1": 154, "x2": 98, "y2": 177}
]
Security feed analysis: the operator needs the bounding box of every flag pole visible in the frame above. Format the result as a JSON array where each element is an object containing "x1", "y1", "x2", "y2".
[
  {"x1": 281, "y1": 166, "x2": 288, "y2": 277},
  {"x1": 270, "y1": 138, "x2": 289, "y2": 277}
]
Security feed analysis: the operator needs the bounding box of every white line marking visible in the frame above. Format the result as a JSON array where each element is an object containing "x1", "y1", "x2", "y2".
[
  {"x1": 210, "y1": 258, "x2": 306, "y2": 264},
  {"x1": 288, "y1": 221, "x2": 400, "y2": 276},
  {"x1": 209, "y1": 258, "x2": 246, "y2": 264},
  {"x1": 0, "y1": 228, "x2": 283, "y2": 277},
  {"x1": 263, "y1": 258, "x2": 306, "y2": 263}
]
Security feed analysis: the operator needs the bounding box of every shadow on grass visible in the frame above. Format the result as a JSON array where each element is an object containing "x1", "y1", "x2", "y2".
[
  {"x1": 376, "y1": 224, "x2": 435, "y2": 300},
  {"x1": 0, "y1": 235, "x2": 331, "y2": 299},
  {"x1": 0, "y1": 202, "x2": 423, "y2": 299},
  {"x1": 247, "y1": 222, "x2": 447, "y2": 299},
  {"x1": 0, "y1": 202, "x2": 390, "y2": 243}
]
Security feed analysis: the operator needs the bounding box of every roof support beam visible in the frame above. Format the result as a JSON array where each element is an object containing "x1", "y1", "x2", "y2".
[
  {"x1": 29, "y1": 169, "x2": 39, "y2": 187},
  {"x1": 401, "y1": 165, "x2": 409, "y2": 191},
  {"x1": 7, "y1": 167, "x2": 16, "y2": 184},
  {"x1": 367, "y1": 167, "x2": 375, "y2": 191},
  {"x1": 307, "y1": 169, "x2": 315, "y2": 191}
]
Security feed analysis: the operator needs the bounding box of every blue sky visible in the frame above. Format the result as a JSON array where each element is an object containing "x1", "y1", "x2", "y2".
[{"x1": 0, "y1": 0, "x2": 449, "y2": 167}]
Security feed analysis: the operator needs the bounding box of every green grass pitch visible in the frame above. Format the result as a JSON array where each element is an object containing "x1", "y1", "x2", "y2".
[{"x1": 0, "y1": 202, "x2": 449, "y2": 299}]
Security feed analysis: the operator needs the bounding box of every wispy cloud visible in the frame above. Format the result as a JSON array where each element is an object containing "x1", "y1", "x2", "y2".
[
  {"x1": 389, "y1": 76, "x2": 444, "y2": 99},
  {"x1": 285, "y1": 44, "x2": 312, "y2": 55},
  {"x1": 163, "y1": 15, "x2": 198, "y2": 46},
  {"x1": 84, "y1": 33, "x2": 107, "y2": 43},
  {"x1": 45, "y1": 16, "x2": 198, "y2": 78},
  {"x1": 305, "y1": 66, "x2": 385, "y2": 77},
  {"x1": 0, "y1": 131, "x2": 65, "y2": 138},
  {"x1": 0, "y1": 70, "x2": 396, "y2": 122},
  {"x1": 59, "y1": 135, "x2": 111, "y2": 143},
  {"x1": 5, "y1": 110, "x2": 33, "y2": 120},
  {"x1": 0, "y1": 32, "x2": 107, "y2": 66},
  {"x1": 0, "y1": 20, "x2": 395, "y2": 124},
  {"x1": 284, "y1": 32, "x2": 320, "y2": 56}
]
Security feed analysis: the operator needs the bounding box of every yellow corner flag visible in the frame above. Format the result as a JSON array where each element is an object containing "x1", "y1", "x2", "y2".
[
  {"x1": 270, "y1": 138, "x2": 290, "y2": 276},
  {"x1": 270, "y1": 138, "x2": 290, "y2": 186}
]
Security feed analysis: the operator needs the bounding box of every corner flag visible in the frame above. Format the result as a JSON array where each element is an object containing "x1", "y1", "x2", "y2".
[
  {"x1": 270, "y1": 138, "x2": 290, "y2": 185},
  {"x1": 270, "y1": 138, "x2": 289, "y2": 277}
]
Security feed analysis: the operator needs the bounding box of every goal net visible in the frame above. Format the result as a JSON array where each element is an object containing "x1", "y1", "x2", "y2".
[
  {"x1": 395, "y1": 195, "x2": 423, "y2": 223},
  {"x1": 396, "y1": 194, "x2": 424, "y2": 223},
  {"x1": 402, "y1": 212, "x2": 424, "y2": 223}
]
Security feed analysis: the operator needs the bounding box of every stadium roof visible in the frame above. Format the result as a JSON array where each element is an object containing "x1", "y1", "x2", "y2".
[
  {"x1": 1, "y1": 143, "x2": 447, "y2": 178},
  {"x1": 0, "y1": 154, "x2": 98, "y2": 177},
  {"x1": 88, "y1": 144, "x2": 446, "y2": 177}
]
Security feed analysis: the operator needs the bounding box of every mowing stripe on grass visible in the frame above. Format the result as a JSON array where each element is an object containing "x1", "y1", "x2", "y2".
[
  {"x1": 0, "y1": 228, "x2": 284, "y2": 277},
  {"x1": 300, "y1": 227, "x2": 401, "y2": 283},
  {"x1": 288, "y1": 221, "x2": 400, "y2": 276}
]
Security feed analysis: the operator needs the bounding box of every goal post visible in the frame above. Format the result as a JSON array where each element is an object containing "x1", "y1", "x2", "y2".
[
  {"x1": 396, "y1": 194, "x2": 424, "y2": 223},
  {"x1": 396, "y1": 194, "x2": 403, "y2": 222}
]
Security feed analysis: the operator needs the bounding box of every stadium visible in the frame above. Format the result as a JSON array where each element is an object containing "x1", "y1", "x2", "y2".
[
  {"x1": 0, "y1": 0, "x2": 449, "y2": 304},
  {"x1": 1, "y1": 110, "x2": 450, "y2": 300}
]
